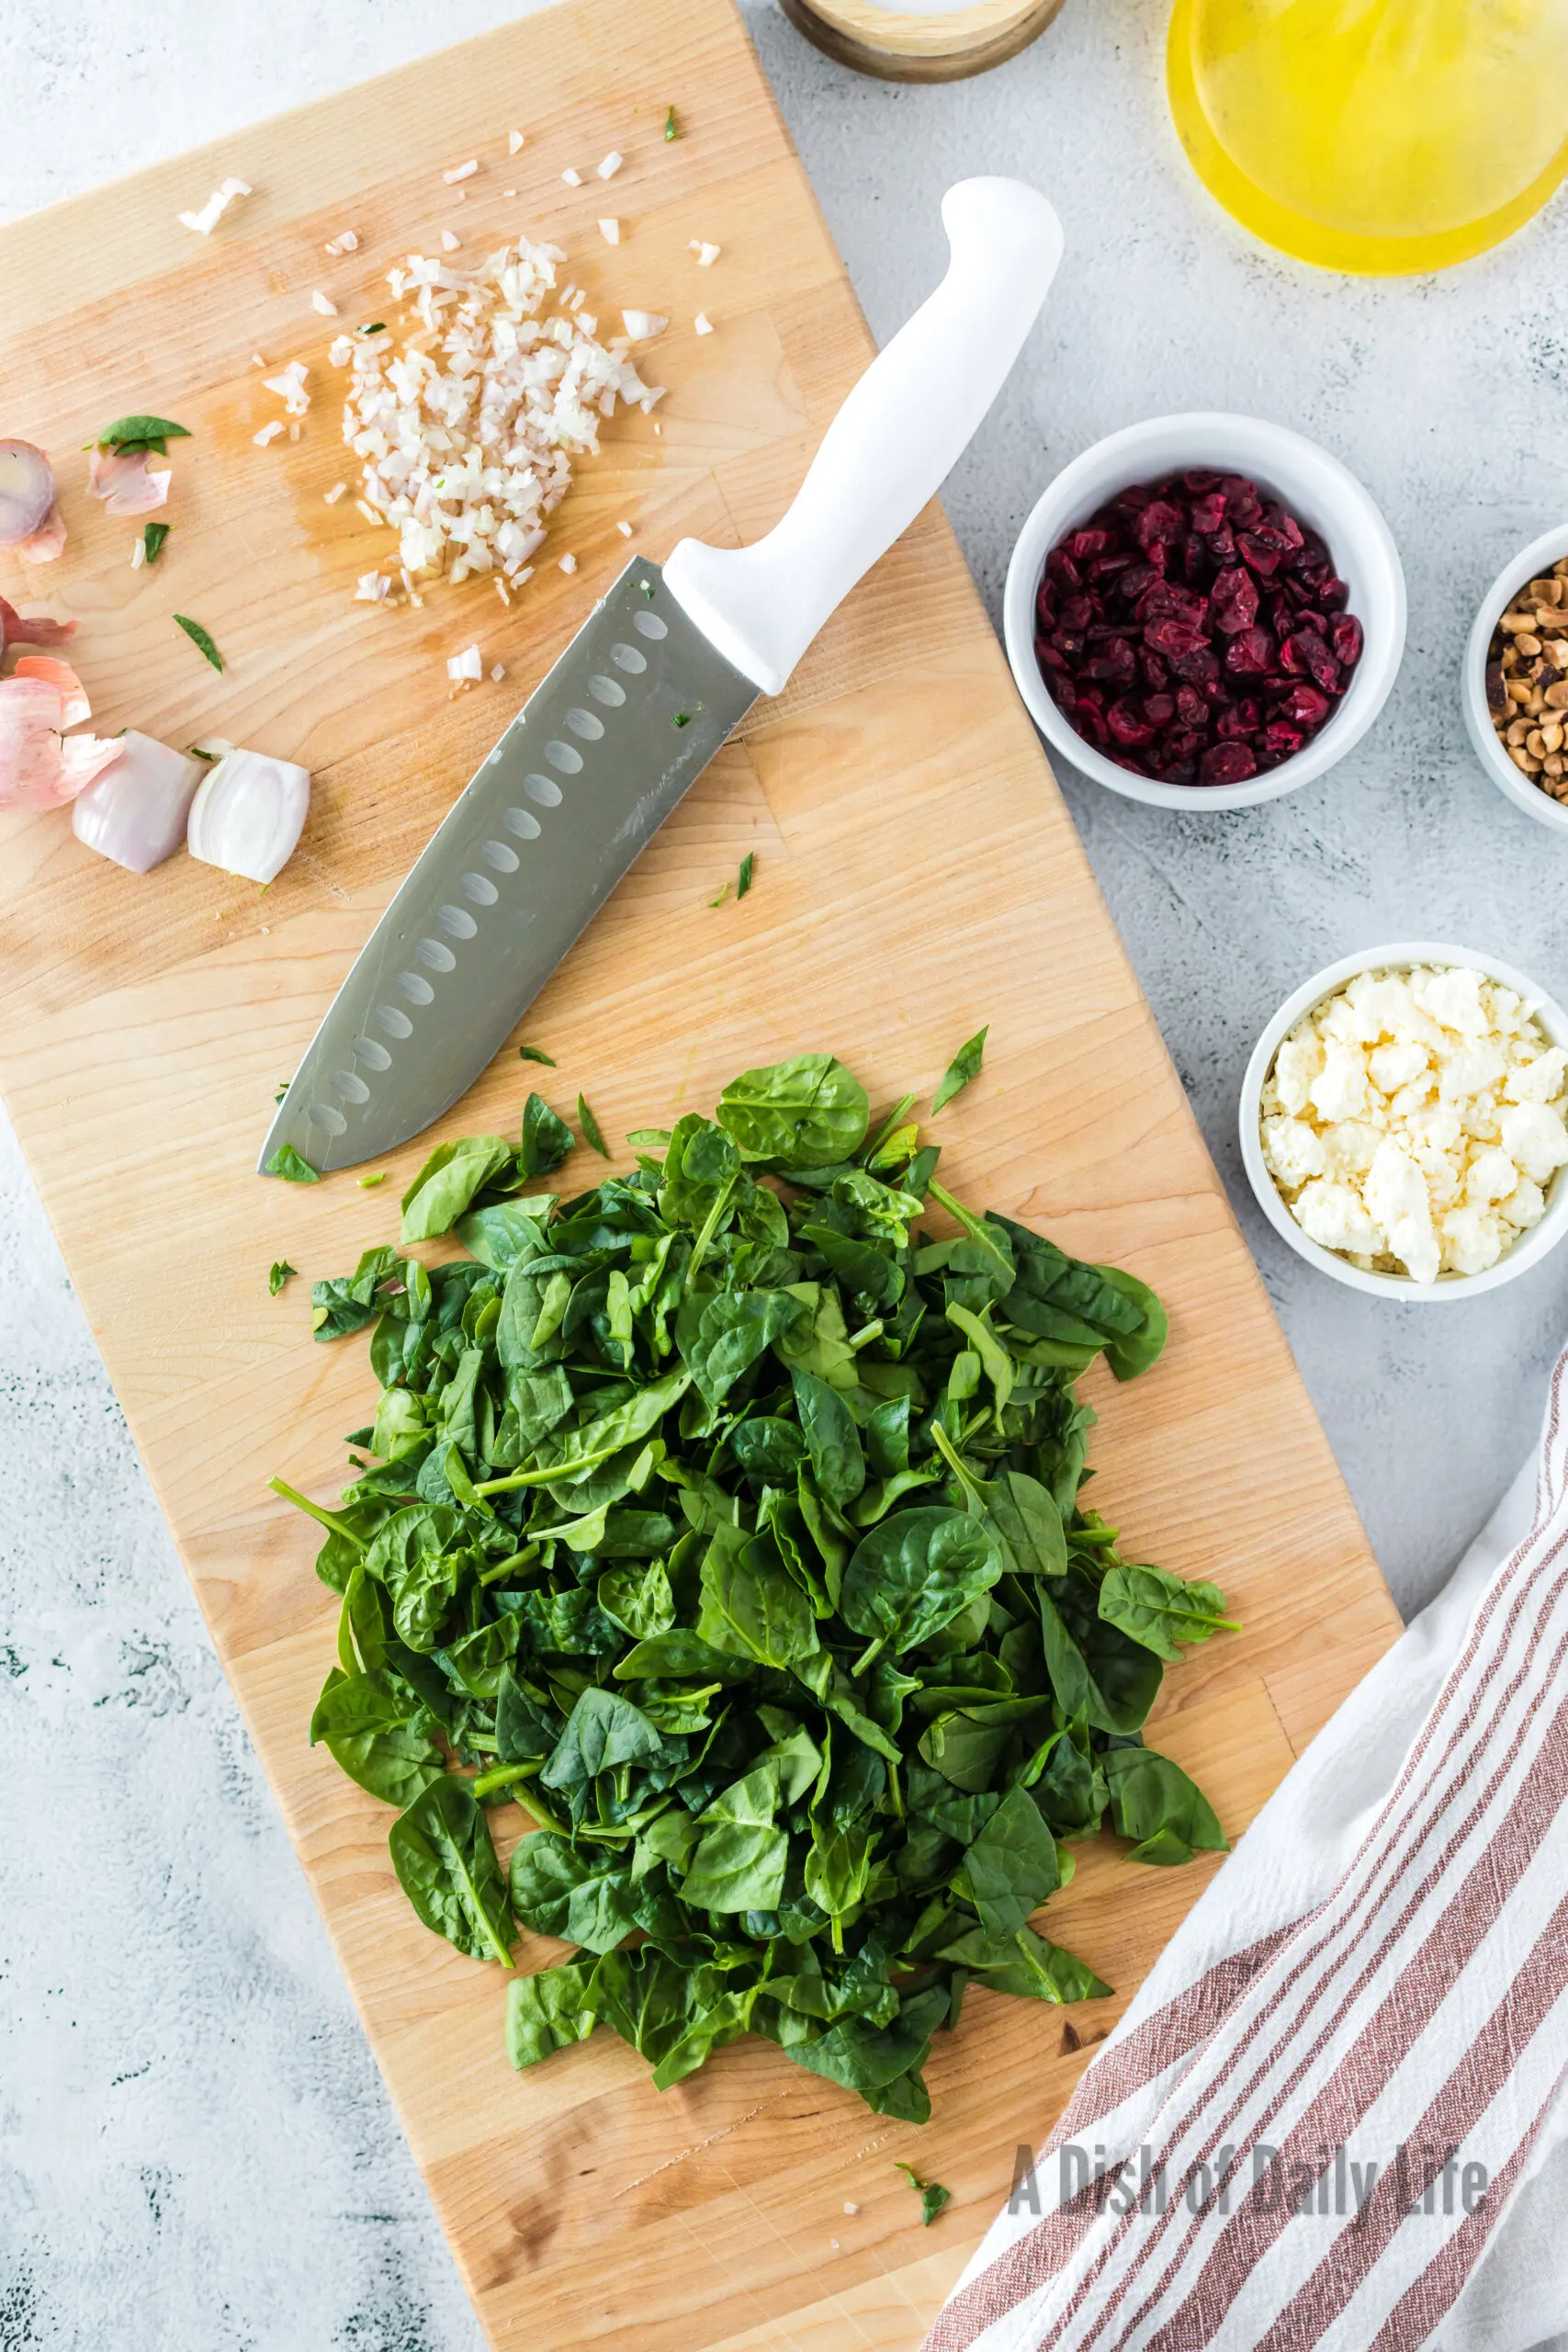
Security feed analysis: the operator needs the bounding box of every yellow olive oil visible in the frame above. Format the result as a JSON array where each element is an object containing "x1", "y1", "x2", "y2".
[{"x1": 1167, "y1": 0, "x2": 1568, "y2": 274}]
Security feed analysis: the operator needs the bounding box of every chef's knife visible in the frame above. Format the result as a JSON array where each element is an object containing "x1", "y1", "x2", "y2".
[{"x1": 259, "y1": 177, "x2": 1063, "y2": 1175}]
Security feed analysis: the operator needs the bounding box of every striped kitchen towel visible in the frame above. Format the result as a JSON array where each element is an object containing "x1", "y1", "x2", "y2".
[{"x1": 927, "y1": 1343, "x2": 1568, "y2": 2352}]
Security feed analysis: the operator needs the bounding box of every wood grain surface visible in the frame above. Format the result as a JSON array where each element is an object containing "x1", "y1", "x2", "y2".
[{"x1": 0, "y1": 3, "x2": 1402, "y2": 2346}]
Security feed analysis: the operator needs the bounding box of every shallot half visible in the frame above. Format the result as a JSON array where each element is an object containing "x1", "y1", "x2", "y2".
[
  {"x1": 73, "y1": 733, "x2": 206, "y2": 872},
  {"x1": 0, "y1": 441, "x2": 67, "y2": 560},
  {"x1": 186, "y1": 747, "x2": 310, "y2": 883}
]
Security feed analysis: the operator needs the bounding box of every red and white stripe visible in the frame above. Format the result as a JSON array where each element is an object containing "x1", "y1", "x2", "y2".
[{"x1": 929, "y1": 1346, "x2": 1568, "y2": 2352}]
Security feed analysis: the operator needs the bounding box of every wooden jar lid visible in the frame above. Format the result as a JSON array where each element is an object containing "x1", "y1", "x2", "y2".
[{"x1": 780, "y1": 0, "x2": 1066, "y2": 82}]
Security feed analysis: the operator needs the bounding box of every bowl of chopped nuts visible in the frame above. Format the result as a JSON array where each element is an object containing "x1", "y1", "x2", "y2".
[
  {"x1": 1240, "y1": 943, "x2": 1568, "y2": 1299},
  {"x1": 1465, "y1": 525, "x2": 1568, "y2": 830}
]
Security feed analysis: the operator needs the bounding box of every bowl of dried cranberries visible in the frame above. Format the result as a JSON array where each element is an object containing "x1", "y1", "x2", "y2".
[{"x1": 1004, "y1": 413, "x2": 1405, "y2": 809}]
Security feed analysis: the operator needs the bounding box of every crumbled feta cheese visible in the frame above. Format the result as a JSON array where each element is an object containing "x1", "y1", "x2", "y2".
[
  {"x1": 694, "y1": 311, "x2": 714, "y2": 335},
  {"x1": 443, "y1": 160, "x2": 479, "y2": 184},
  {"x1": 1310, "y1": 1042, "x2": 1370, "y2": 1124},
  {"x1": 178, "y1": 175, "x2": 251, "y2": 235},
  {"x1": 508, "y1": 130, "x2": 525, "y2": 155},
  {"x1": 597, "y1": 151, "x2": 624, "y2": 179},
  {"x1": 1294, "y1": 1179, "x2": 1381, "y2": 1256},
  {"x1": 599, "y1": 219, "x2": 621, "y2": 245},
  {"x1": 1262, "y1": 963, "x2": 1568, "y2": 1283},
  {"x1": 446, "y1": 644, "x2": 483, "y2": 682},
  {"x1": 1498, "y1": 1101, "x2": 1568, "y2": 1185},
  {"x1": 1368, "y1": 1039, "x2": 1427, "y2": 1094}
]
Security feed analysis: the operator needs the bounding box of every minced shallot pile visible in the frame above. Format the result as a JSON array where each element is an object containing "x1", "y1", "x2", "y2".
[{"x1": 335, "y1": 236, "x2": 663, "y2": 600}]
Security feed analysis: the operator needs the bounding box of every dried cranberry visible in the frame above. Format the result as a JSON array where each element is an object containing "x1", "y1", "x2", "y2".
[
  {"x1": 1067, "y1": 527, "x2": 1114, "y2": 563},
  {"x1": 1216, "y1": 696, "x2": 1260, "y2": 740},
  {"x1": 1225, "y1": 627, "x2": 1275, "y2": 675},
  {"x1": 1236, "y1": 531, "x2": 1284, "y2": 576},
  {"x1": 1035, "y1": 637, "x2": 1066, "y2": 673},
  {"x1": 1145, "y1": 616, "x2": 1208, "y2": 661},
  {"x1": 1210, "y1": 567, "x2": 1259, "y2": 634},
  {"x1": 1181, "y1": 469, "x2": 1221, "y2": 493},
  {"x1": 1199, "y1": 741, "x2": 1258, "y2": 786},
  {"x1": 1332, "y1": 613, "x2": 1364, "y2": 667},
  {"x1": 1190, "y1": 492, "x2": 1226, "y2": 534},
  {"x1": 1139, "y1": 647, "x2": 1170, "y2": 692},
  {"x1": 1137, "y1": 580, "x2": 1209, "y2": 629},
  {"x1": 1320, "y1": 576, "x2": 1350, "y2": 610},
  {"x1": 1258, "y1": 720, "x2": 1305, "y2": 762},
  {"x1": 1107, "y1": 697, "x2": 1156, "y2": 747},
  {"x1": 1170, "y1": 644, "x2": 1222, "y2": 685},
  {"x1": 1134, "y1": 499, "x2": 1185, "y2": 551},
  {"x1": 1086, "y1": 639, "x2": 1138, "y2": 688},
  {"x1": 1279, "y1": 682, "x2": 1331, "y2": 727},
  {"x1": 1143, "y1": 693, "x2": 1175, "y2": 727},
  {"x1": 1175, "y1": 683, "x2": 1209, "y2": 729},
  {"x1": 1045, "y1": 547, "x2": 1082, "y2": 590},
  {"x1": 1296, "y1": 633, "x2": 1342, "y2": 694},
  {"x1": 1206, "y1": 524, "x2": 1236, "y2": 563}
]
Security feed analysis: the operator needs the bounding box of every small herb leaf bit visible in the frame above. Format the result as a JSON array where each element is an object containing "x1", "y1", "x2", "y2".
[
  {"x1": 174, "y1": 614, "x2": 223, "y2": 672},
  {"x1": 141, "y1": 522, "x2": 170, "y2": 564},
  {"x1": 265, "y1": 1143, "x2": 320, "y2": 1183},
  {"x1": 268, "y1": 1260, "x2": 297, "y2": 1295},
  {"x1": 931, "y1": 1025, "x2": 988, "y2": 1115},
  {"x1": 94, "y1": 413, "x2": 191, "y2": 456},
  {"x1": 895, "y1": 2162, "x2": 952, "y2": 2226},
  {"x1": 578, "y1": 1095, "x2": 610, "y2": 1159},
  {"x1": 664, "y1": 104, "x2": 680, "y2": 140},
  {"x1": 737, "y1": 852, "x2": 755, "y2": 900},
  {"x1": 277, "y1": 1049, "x2": 1228, "y2": 2120},
  {"x1": 518, "y1": 1045, "x2": 557, "y2": 1068}
]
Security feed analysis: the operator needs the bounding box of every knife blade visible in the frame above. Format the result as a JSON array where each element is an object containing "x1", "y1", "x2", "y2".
[
  {"x1": 260, "y1": 176, "x2": 1064, "y2": 1175},
  {"x1": 259, "y1": 563, "x2": 754, "y2": 1174}
]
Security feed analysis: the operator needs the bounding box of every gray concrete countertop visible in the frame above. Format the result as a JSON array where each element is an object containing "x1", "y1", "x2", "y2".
[{"x1": 5, "y1": 1, "x2": 1567, "y2": 2341}]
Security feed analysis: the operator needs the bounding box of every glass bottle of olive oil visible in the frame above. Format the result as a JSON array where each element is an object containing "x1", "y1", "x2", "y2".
[{"x1": 1167, "y1": 0, "x2": 1568, "y2": 274}]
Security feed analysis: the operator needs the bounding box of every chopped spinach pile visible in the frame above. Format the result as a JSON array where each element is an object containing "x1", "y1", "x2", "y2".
[{"x1": 281, "y1": 1050, "x2": 1233, "y2": 2122}]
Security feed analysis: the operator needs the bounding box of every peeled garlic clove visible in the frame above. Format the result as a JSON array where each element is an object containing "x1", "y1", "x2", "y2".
[
  {"x1": 186, "y1": 747, "x2": 310, "y2": 883},
  {"x1": 73, "y1": 732, "x2": 206, "y2": 872}
]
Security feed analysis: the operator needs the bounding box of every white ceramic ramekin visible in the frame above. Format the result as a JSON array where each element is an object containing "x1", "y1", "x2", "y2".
[
  {"x1": 1003, "y1": 413, "x2": 1407, "y2": 811},
  {"x1": 1462, "y1": 523, "x2": 1568, "y2": 835},
  {"x1": 1239, "y1": 943, "x2": 1568, "y2": 1301}
]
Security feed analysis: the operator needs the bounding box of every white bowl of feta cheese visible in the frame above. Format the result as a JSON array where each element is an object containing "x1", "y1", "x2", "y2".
[{"x1": 1241, "y1": 945, "x2": 1568, "y2": 1298}]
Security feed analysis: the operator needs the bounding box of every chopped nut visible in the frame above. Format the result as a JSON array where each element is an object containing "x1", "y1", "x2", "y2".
[{"x1": 1489, "y1": 556, "x2": 1568, "y2": 800}]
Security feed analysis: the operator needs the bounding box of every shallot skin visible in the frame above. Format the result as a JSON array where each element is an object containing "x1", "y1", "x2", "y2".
[
  {"x1": 87, "y1": 446, "x2": 172, "y2": 518},
  {"x1": 0, "y1": 661, "x2": 119, "y2": 809},
  {"x1": 72, "y1": 732, "x2": 205, "y2": 872},
  {"x1": 0, "y1": 594, "x2": 76, "y2": 657}
]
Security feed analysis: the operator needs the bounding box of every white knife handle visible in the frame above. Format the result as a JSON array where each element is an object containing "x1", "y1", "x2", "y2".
[{"x1": 662, "y1": 177, "x2": 1063, "y2": 697}]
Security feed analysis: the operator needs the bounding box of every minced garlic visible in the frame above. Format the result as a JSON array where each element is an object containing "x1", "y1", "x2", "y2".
[{"x1": 1261, "y1": 965, "x2": 1568, "y2": 1283}]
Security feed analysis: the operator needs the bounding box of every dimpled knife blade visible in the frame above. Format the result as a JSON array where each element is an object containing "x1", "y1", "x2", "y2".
[{"x1": 258, "y1": 561, "x2": 756, "y2": 1175}]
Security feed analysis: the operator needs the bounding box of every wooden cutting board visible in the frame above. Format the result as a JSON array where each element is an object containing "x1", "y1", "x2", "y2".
[{"x1": 0, "y1": 2, "x2": 1402, "y2": 2344}]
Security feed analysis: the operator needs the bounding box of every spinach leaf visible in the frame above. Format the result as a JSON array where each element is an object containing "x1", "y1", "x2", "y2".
[
  {"x1": 1098, "y1": 1564, "x2": 1238, "y2": 1661},
  {"x1": 959, "y1": 1782, "x2": 1060, "y2": 1942},
  {"x1": 400, "y1": 1136, "x2": 513, "y2": 1242},
  {"x1": 1102, "y1": 1747, "x2": 1227, "y2": 1865},
  {"x1": 840, "y1": 1509, "x2": 999, "y2": 1663},
  {"x1": 509, "y1": 1831, "x2": 638, "y2": 1952},
  {"x1": 522, "y1": 1092, "x2": 575, "y2": 1177},
  {"x1": 717, "y1": 1054, "x2": 870, "y2": 1170},
  {"x1": 389, "y1": 1777, "x2": 513, "y2": 1962},
  {"x1": 506, "y1": 1962, "x2": 599, "y2": 2066},
  {"x1": 310, "y1": 1668, "x2": 445, "y2": 1806},
  {"x1": 792, "y1": 1371, "x2": 865, "y2": 1510},
  {"x1": 541, "y1": 1687, "x2": 664, "y2": 1788},
  {"x1": 698, "y1": 1526, "x2": 819, "y2": 1668}
]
